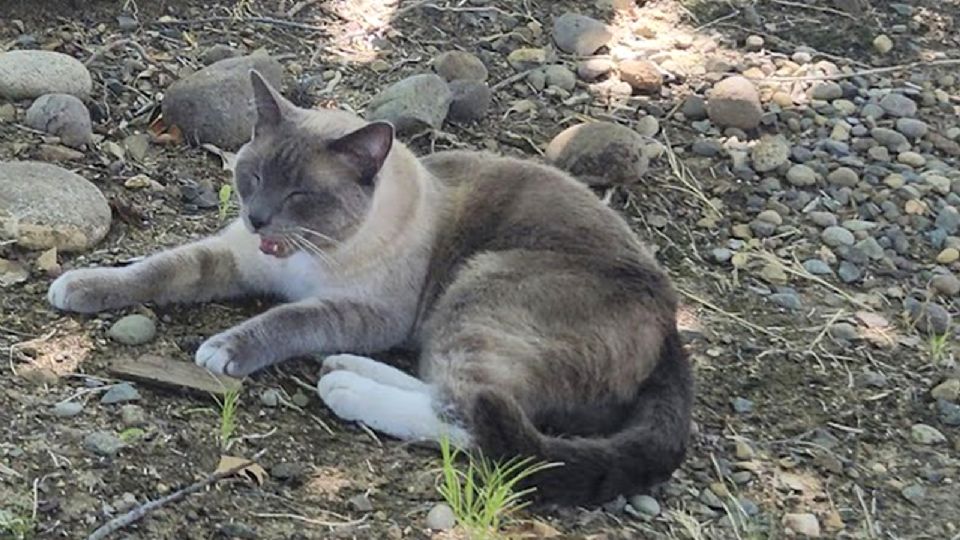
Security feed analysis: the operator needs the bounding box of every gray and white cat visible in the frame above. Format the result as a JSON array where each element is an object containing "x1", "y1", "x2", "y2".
[{"x1": 48, "y1": 71, "x2": 693, "y2": 505}]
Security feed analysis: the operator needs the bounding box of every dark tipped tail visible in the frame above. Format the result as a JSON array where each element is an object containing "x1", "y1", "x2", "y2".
[{"x1": 470, "y1": 331, "x2": 693, "y2": 506}]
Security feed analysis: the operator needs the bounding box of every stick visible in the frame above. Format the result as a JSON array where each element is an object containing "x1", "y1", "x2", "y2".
[
  {"x1": 676, "y1": 288, "x2": 775, "y2": 337},
  {"x1": 86, "y1": 451, "x2": 266, "y2": 540},
  {"x1": 749, "y1": 58, "x2": 960, "y2": 83},
  {"x1": 85, "y1": 39, "x2": 152, "y2": 66},
  {"x1": 252, "y1": 512, "x2": 365, "y2": 527},
  {"x1": 491, "y1": 68, "x2": 539, "y2": 92},
  {"x1": 770, "y1": 0, "x2": 856, "y2": 19},
  {"x1": 150, "y1": 16, "x2": 328, "y2": 33}
]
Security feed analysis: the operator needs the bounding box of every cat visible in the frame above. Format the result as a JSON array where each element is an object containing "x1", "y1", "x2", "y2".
[{"x1": 48, "y1": 70, "x2": 693, "y2": 506}]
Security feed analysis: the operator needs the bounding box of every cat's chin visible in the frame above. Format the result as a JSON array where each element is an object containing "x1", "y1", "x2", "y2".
[{"x1": 259, "y1": 237, "x2": 294, "y2": 258}]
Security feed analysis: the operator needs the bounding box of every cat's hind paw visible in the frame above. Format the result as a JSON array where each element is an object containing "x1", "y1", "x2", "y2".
[{"x1": 317, "y1": 370, "x2": 379, "y2": 422}]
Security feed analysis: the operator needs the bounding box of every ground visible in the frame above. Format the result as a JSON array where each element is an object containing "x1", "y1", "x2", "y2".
[{"x1": 1, "y1": 0, "x2": 959, "y2": 539}]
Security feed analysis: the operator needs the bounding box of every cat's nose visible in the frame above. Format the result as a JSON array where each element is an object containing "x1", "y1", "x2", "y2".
[{"x1": 248, "y1": 213, "x2": 270, "y2": 230}]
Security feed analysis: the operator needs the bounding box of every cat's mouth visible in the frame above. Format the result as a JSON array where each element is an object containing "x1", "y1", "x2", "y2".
[{"x1": 258, "y1": 236, "x2": 294, "y2": 258}]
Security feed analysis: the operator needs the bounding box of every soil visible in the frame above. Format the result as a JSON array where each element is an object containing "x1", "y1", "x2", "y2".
[{"x1": 1, "y1": 1, "x2": 958, "y2": 539}]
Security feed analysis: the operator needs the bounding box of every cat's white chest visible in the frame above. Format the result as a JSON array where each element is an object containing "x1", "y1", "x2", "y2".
[{"x1": 269, "y1": 251, "x2": 327, "y2": 300}]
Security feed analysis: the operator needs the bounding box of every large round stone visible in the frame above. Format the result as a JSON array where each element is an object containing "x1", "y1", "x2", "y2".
[
  {"x1": 707, "y1": 76, "x2": 762, "y2": 130},
  {"x1": 367, "y1": 74, "x2": 452, "y2": 134},
  {"x1": 25, "y1": 93, "x2": 93, "y2": 148},
  {"x1": 0, "y1": 161, "x2": 111, "y2": 251},
  {"x1": 0, "y1": 50, "x2": 92, "y2": 100},
  {"x1": 162, "y1": 53, "x2": 284, "y2": 149},
  {"x1": 546, "y1": 122, "x2": 649, "y2": 186}
]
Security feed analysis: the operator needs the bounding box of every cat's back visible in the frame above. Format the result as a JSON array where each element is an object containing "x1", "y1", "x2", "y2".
[{"x1": 422, "y1": 149, "x2": 643, "y2": 259}]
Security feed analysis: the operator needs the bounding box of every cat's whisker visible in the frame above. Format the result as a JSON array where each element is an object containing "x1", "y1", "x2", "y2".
[
  {"x1": 293, "y1": 226, "x2": 342, "y2": 246},
  {"x1": 288, "y1": 233, "x2": 338, "y2": 267}
]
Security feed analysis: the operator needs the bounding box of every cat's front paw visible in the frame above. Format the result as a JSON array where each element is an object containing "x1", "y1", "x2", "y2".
[
  {"x1": 48, "y1": 268, "x2": 130, "y2": 313},
  {"x1": 195, "y1": 331, "x2": 266, "y2": 378}
]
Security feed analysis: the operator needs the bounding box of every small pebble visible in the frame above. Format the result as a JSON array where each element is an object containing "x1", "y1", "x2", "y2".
[
  {"x1": 425, "y1": 503, "x2": 457, "y2": 530},
  {"x1": 84, "y1": 431, "x2": 125, "y2": 457},
  {"x1": 628, "y1": 494, "x2": 660, "y2": 518},
  {"x1": 52, "y1": 401, "x2": 83, "y2": 418},
  {"x1": 101, "y1": 382, "x2": 141, "y2": 404},
  {"x1": 260, "y1": 389, "x2": 281, "y2": 408},
  {"x1": 107, "y1": 314, "x2": 157, "y2": 345}
]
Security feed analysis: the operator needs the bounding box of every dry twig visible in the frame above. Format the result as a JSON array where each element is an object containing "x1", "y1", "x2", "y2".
[{"x1": 86, "y1": 450, "x2": 266, "y2": 540}]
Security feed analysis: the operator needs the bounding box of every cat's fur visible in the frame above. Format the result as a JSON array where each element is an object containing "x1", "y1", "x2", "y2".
[{"x1": 48, "y1": 71, "x2": 693, "y2": 506}]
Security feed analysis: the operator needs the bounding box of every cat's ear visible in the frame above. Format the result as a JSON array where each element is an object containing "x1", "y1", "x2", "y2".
[
  {"x1": 328, "y1": 122, "x2": 395, "y2": 186},
  {"x1": 249, "y1": 69, "x2": 285, "y2": 133}
]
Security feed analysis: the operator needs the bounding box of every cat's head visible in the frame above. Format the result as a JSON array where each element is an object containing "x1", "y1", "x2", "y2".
[{"x1": 234, "y1": 70, "x2": 395, "y2": 258}]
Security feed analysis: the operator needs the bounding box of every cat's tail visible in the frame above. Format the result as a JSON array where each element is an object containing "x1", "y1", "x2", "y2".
[{"x1": 469, "y1": 330, "x2": 693, "y2": 506}]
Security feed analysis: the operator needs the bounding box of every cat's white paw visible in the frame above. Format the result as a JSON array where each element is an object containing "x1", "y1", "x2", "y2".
[
  {"x1": 195, "y1": 336, "x2": 236, "y2": 375},
  {"x1": 317, "y1": 370, "x2": 378, "y2": 422},
  {"x1": 48, "y1": 268, "x2": 124, "y2": 313},
  {"x1": 321, "y1": 354, "x2": 427, "y2": 392}
]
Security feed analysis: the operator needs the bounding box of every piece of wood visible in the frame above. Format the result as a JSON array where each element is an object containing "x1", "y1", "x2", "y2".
[{"x1": 108, "y1": 354, "x2": 242, "y2": 396}]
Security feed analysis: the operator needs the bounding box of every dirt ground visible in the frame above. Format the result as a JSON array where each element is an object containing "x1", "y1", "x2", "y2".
[{"x1": 1, "y1": 0, "x2": 959, "y2": 539}]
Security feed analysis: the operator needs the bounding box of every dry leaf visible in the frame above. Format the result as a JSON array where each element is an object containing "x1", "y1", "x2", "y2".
[
  {"x1": 215, "y1": 455, "x2": 267, "y2": 486},
  {"x1": 855, "y1": 310, "x2": 889, "y2": 329}
]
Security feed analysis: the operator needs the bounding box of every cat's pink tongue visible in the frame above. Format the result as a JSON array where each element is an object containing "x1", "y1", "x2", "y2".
[{"x1": 259, "y1": 237, "x2": 287, "y2": 257}]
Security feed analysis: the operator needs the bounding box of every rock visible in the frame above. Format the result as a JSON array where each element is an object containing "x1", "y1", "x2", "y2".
[
  {"x1": 681, "y1": 95, "x2": 708, "y2": 120},
  {"x1": 803, "y1": 259, "x2": 833, "y2": 275},
  {"x1": 932, "y1": 379, "x2": 960, "y2": 402},
  {"x1": 937, "y1": 248, "x2": 959, "y2": 264},
  {"x1": 38, "y1": 144, "x2": 85, "y2": 162},
  {"x1": 879, "y1": 93, "x2": 917, "y2": 117},
  {"x1": 786, "y1": 164, "x2": 817, "y2": 186},
  {"x1": 636, "y1": 115, "x2": 659, "y2": 138},
  {"x1": 0, "y1": 161, "x2": 111, "y2": 251},
  {"x1": 827, "y1": 167, "x2": 859, "y2": 187},
  {"x1": 731, "y1": 397, "x2": 754, "y2": 414},
  {"x1": 618, "y1": 59, "x2": 661, "y2": 93},
  {"x1": 101, "y1": 383, "x2": 141, "y2": 404},
  {"x1": 931, "y1": 274, "x2": 960, "y2": 297},
  {"x1": 871, "y1": 128, "x2": 909, "y2": 151},
  {"x1": 260, "y1": 389, "x2": 280, "y2": 407},
  {"x1": 770, "y1": 293, "x2": 802, "y2": 310},
  {"x1": 821, "y1": 226, "x2": 854, "y2": 247},
  {"x1": 107, "y1": 315, "x2": 156, "y2": 345},
  {"x1": 936, "y1": 206, "x2": 959, "y2": 235},
  {"x1": 199, "y1": 44, "x2": 239, "y2": 65},
  {"x1": 425, "y1": 503, "x2": 456, "y2": 530},
  {"x1": 744, "y1": 35, "x2": 764, "y2": 51},
  {"x1": 348, "y1": 494, "x2": 374, "y2": 512},
  {"x1": 36, "y1": 248, "x2": 57, "y2": 275},
  {"x1": 829, "y1": 322, "x2": 859, "y2": 341},
  {"x1": 120, "y1": 404, "x2": 147, "y2": 427},
  {"x1": 24, "y1": 94, "x2": 93, "y2": 148},
  {"x1": 367, "y1": 74, "x2": 452, "y2": 134},
  {"x1": 0, "y1": 259, "x2": 28, "y2": 287},
  {"x1": 577, "y1": 58, "x2": 614, "y2": 81},
  {"x1": 707, "y1": 76, "x2": 762, "y2": 130},
  {"x1": 0, "y1": 50, "x2": 92, "y2": 99},
  {"x1": 628, "y1": 495, "x2": 660, "y2": 518},
  {"x1": 271, "y1": 461, "x2": 307, "y2": 482},
  {"x1": 84, "y1": 431, "x2": 125, "y2": 457},
  {"x1": 545, "y1": 122, "x2": 648, "y2": 186},
  {"x1": 751, "y1": 135, "x2": 790, "y2": 172},
  {"x1": 52, "y1": 401, "x2": 84, "y2": 418},
  {"x1": 910, "y1": 423, "x2": 946, "y2": 445},
  {"x1": 896, "y1": 118, "x2": 928, "y2": 139},
  {"x1": 506, "y1": 48, "x2": 546, "y2": 71},
  {"x1": 543, "y1": 65, "x2": 576, "y2": 91},
  {"x1": 446, "y1": 80, "x2": 491, "y2": 123},
  {"x1": 838, "y1": 261, "x2": 862, "y2": 283},
  {"x1": 162, "y1": 52, "x2": 284, "y2": 149},
  {"x1": 692, "y1": 139, "x2": 722, "y2": 157},
  {"x1": 553, "y1": 13, "x2": 612, "y2": 55},
  {"x1": 905, "y1": 298, "x2": 952, "y2": 334},
  {"x1": 873, "y1": 34, "x2": 894, "y2": 54},
  {"x1": 939, "y1": 400, "x2": 960, "y2": 426},
  {"x1": 783, "y1": 513, "x2": 821, "y2": 537},
  {"x1": 897, "y1": 151, "x2": 925, "y2": 168},
  {"x1": 712, "y1": 248, "x2": 733, "y2": 263},
  {"x1": 433, "y1": 51, "x2": 487, "y2": 82},
  {"x1": 810, "y1": 82, "x2": 843, "y2": 101}
]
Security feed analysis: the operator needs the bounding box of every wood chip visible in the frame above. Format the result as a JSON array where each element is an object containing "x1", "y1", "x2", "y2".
[{"x1": 109, "y1": 354, "x2": 242, "y2": 396}]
